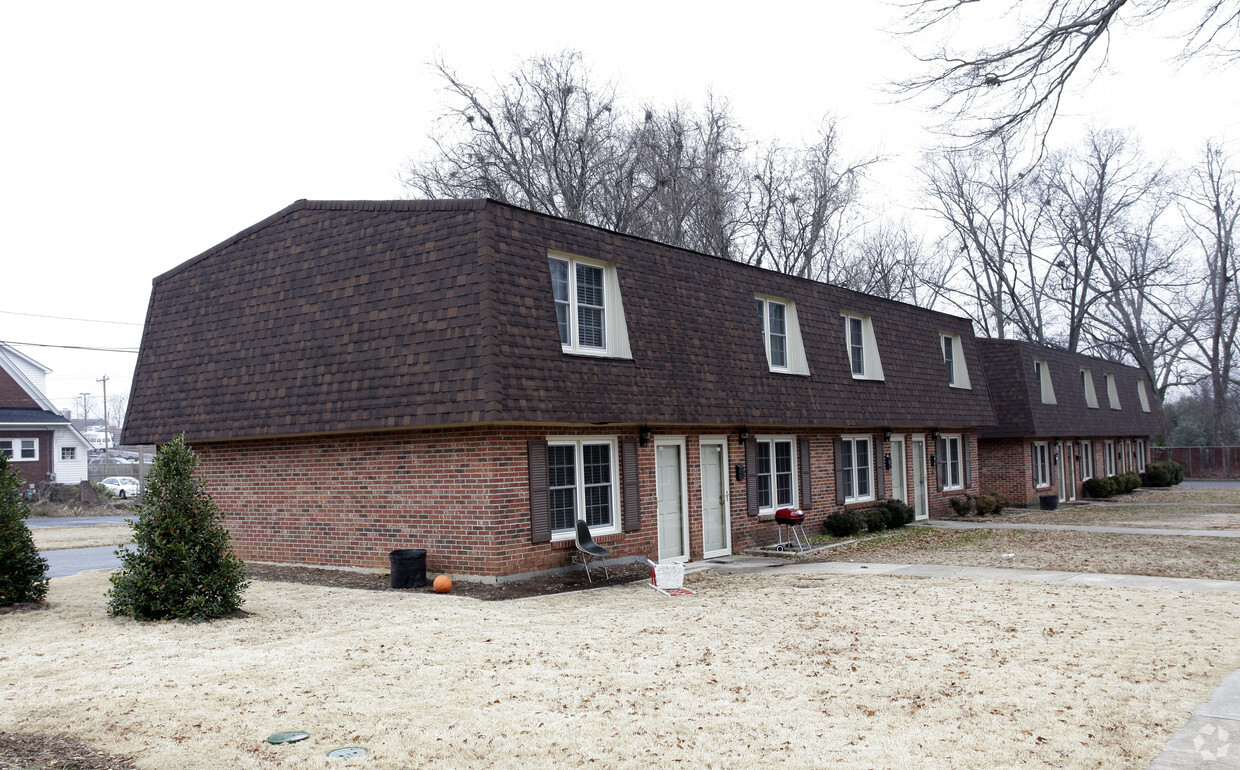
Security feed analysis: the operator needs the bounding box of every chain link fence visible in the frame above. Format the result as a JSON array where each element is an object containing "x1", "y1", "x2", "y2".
[{"x1": 1151, "y1": 446, "x2": 1240, "y2": 479}]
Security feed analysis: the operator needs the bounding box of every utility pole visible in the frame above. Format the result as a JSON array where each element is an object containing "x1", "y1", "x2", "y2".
[
  {"x1": 97, "y1": 375, "x2": 109, "y2": 460},
  {"x1": 79, "y1": 392, "x2": 91, "y2": 443}
]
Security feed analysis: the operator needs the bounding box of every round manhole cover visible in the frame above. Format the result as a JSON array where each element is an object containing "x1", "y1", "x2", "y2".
[
  {"x1": 267, "y1": 731, "x2": 310, "y2": 745},
  {"x1": 327, "y1": 747, "x2": 369, "y2": 759}
]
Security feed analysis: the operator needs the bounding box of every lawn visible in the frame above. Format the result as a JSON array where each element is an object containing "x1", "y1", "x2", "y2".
[
  {"x1": 29, "y1": 525, "x2": 131, "y2": 551},
  {"x1": 1013, "y1": 505, "x2": 1240, "y2": 530},
  {"x1": 3, "y1": 570, "x2": 1240, "y2": 768}
]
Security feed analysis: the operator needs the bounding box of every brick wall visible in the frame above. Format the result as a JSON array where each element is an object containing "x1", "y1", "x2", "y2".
[
  {"x1": 0, "y1": 430, "x2": 53, "y2": 488},
  {"x1": 194, "y1": 424, "x2": 981, "y2": 581},
  {"x1": 979, "y1": 436, "x2": 1151, "y2": 506},
  {"x1": 0, "y1": 368, "x2": 40, "y2": 410}
]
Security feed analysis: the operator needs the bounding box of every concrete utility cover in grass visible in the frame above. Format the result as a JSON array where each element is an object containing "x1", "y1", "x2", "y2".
[
  {"x1": 266, "y1": 731, "x2": 309, "y2": 744},
  {"x1": 326, "y1": 747, "x2": 368, "y2": 758}
]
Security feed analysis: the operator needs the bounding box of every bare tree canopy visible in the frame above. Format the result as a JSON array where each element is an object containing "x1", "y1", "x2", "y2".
[{"x1": 895, "y1": 0, "x2": 1240, "y2": 143}]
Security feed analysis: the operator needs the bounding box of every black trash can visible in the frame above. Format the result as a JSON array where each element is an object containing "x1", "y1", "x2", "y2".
[
  {"x1": 1039, "y1": 494, "x2": 1059, "y2": 511},
  {"x1": 389, "y1": 549, "x2": 427, "y2": 589}
]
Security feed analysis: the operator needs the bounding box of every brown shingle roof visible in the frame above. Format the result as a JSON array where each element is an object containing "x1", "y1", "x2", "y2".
[
  {"x1": 975, "y1": 339, "x2": 1162, "y2": 439},
  {"x1": 125, "y1": 199, "x2": 997, "y2": 444}
]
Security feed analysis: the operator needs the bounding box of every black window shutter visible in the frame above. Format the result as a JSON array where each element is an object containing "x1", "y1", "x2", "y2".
[
  {"x1": 798, "y1": 436, "x2": 812, "y2": 509},
  {"x1": 1031, "y1": 443, "x2": 1038, "y2": 483},
  {"x1": 528, "y1": 439, "x2": 551, "y2": 543},
  {"x1": 873, "y1": 435, "x2": 885, "y2": 500},
  {"x1": 745, "y1": 435, "x2": 758, "y2": 516},
  {"x1": 834, "y1": 436, "x2": 845, "y2": 505},
  {"x1": 620, "y1": 437, "x2": 641, "y2": 532},
  {"x1": 962, "y1": 437, "x2": 971, "y2": 488},
  {"x1": 938, "y1": 438, "x2": 948, "y2": 491}
]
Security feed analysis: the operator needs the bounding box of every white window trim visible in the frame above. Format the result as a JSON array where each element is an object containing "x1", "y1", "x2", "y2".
[
  {"x1": 841, "y1": 434, "x2": 876, "y2": 504},
  {"x1": 1104, "y1": 440, "x2": 1116, "y2": 476},
  {"x1": 940, "y1": 334, "x2": 972, "y2": 389},
  {"x1": 1137, "y1": 439, "x2": 1147, "y2": 472},
  {"x1": 755, "y1": 435, "x2": 798, "y2": 515},
  {"x1": 890, "y1": 435, "x2": 907, "y2": 503},
  {"x1": 1105, "y1": 373, "x2": 1121, "y2": 410},
  {"x1": 756, "y1": 295, "x2": 810, "y2": 375},
  {"x1": 1034, "y1": 359, "x2": 1057, "y2": 404},
  {"x1": 1081, "y1": 441, "x2": 1093, "y2": 481},
  {"x1": 942, "y1": 434, "x2": 964, "y2": 491},
  {"x1": 1033, "y1": 441, "x2": 1050, "y2": 488},
  {"x1": 0, "y1": 438, "x2": 39, "y2": 462},
  {"x1": 1081, "y1": 368, "x2": 1099, "y2": 409},
  {"x1": 546, "y1": 436, "x2": 621, "y2": 542},
  {"x1": 842, "y1": 313, "x2": 885, "y2": 381},
  {"x1": 548, "y1": 251, "x2": 632, "y2": 360},
  {"x1": 1137, "y1": 380, "x2": 1152, "y2": 412}
]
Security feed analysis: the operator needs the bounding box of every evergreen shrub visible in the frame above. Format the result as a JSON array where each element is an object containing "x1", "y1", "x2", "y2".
[{"x1": 0, "y1": 455, "x2": 49, "y2": 605}]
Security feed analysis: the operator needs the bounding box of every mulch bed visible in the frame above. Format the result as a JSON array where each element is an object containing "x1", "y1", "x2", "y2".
[
  {"x1": 245, "y1": 560, "x2": 650, "y2": 601},
  {"x1": 0, "y1": 732, "x2": 136, "y2": 770}
]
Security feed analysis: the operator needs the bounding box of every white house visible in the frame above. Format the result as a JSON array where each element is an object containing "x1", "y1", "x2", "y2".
[{"x1": 0, "y1": 343, "x2": 92, "y2": 487}]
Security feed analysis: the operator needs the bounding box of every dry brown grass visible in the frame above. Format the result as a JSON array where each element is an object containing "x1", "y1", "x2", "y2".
[
  {"x1": 3, "y1": 571, "x2": 1240, "y2": 768},
  {"x1": 1015, "y1": 505, "x2": 1240, "y2": 530},
  {"x1": 30, "y1": 525, "x2": 131, "y2": 551},
  {"x1": 1134, "y1": 489, "x2": 1240, "y2": 504},
  {"x1": 817, "y1": 528, "x2": 1240, "y2": 580}
]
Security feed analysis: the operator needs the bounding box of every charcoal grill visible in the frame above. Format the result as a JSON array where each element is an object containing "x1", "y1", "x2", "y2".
[{"x1": 774, "y1": 507, "x2": 810, "y2": 552}]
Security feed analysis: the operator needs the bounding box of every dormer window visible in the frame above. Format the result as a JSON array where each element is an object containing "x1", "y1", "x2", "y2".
[
  {"x1": 756, "y1": 295, "x2": 810, "y2": 375},
  {"x1": 940, "y1": 333, "x2": 971, "y2": 389},
  {"x1": 1105, "y1": 373, "x2": 1121, "y2": 410},
  {"x1": 1034, "y1": 359, "x2": 1056, "y2": 404},
  {"x1": 548, "y1": 253, "x2": 631, "y2": 359},
  {"x1": 842, "y1": 313, "x2": 884, "y2": 381},
  {"x1": 1081, "y1": 368, "x2": 1099, "y2": 408},
  {"x1": 1137, "y1": 380, "x2": 1151, "y2": 412}
]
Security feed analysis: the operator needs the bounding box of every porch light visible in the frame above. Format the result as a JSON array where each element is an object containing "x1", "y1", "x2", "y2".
[
  {"x1": 882, "y1": 428, "x2": 892, "y2": 441},
  {"x1": 737, "y1": 426, "x2": 749, "y2": 446},
  {"x1": 639, "y1": 425, "x2": 653, "y2": 447}
]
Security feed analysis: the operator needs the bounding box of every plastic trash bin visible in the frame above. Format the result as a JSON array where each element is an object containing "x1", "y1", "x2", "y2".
[
  {"x1": 389, "y1": 548, "x2": 427, "y2": 589},
  {"x1": 1039, "y1": 494, "x2": 1058, "y2": 511}
]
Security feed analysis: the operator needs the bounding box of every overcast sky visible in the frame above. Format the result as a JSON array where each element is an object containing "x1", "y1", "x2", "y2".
[{"x1": 4, "y1": 1, "x2": 1237, "y2": 420}]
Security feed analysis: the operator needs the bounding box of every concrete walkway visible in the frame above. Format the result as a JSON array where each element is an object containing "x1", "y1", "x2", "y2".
[{"x1": 924, "y1": 519, "x2": 1240, "y2": 538}]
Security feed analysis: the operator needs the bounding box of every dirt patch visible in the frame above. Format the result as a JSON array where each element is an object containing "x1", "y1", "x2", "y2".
[
  {"x1": 0, "y1": 731, "x2": 136, "y2": 770},
  {"x1": 245, "y1": 560, "x2": 651, "y2": 600},
  {"x1": 1016, "y1": 505, "x2": 1240, "y2": 530},
  {"x1": 1135, "y1": 489, "x2": 1240, "y2": 504},
  {"x1": 810, "y1": 527, "x2": 1240, "y2": 580}
]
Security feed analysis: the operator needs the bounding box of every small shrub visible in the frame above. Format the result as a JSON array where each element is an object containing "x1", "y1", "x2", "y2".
[
  {"x1": 824, "y1": 509, "x2": 865, "y2": 537},
  {"x1": 947, "y1": 496, "x2": 974, "y2": 516},
  {"x1": 1082, "y1": 476, "x2": 1117, "y2": 498},
  {"x1": 92, "y1": 481, "x2": 114, "y2": 499},
  {"x1": 1125, "y1": 471, "x2": 1142, "y2": 491},
  {"x1": 1141, "y1": 461, "x2": 1175, "y2": 487},
  {"x1": 863, "y1": 507, "x2": 889, "y2": 532},
  {"x1": 0, "y1": 454, "x2": 49, "y2": 605},
  {"x1": 1110, "y1": 473, "x2": 1140, "y2": 494},
  {"x1": 973, "y1": 491, "x2": 1010, "y2": 516},
  {"x1": 1169, "y1": 460, "x2": 1184, "y2": 484},
  {"x1": 876, "y1": 498, "x2": 914, "y2": 528},
  {"x1": 107, "y1": 434, "x2": 248, "y2": 621}
]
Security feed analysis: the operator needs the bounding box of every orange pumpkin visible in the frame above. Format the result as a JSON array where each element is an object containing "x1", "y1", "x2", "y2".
[{"x1": 433, "y1": 575, "x2": 452, "y2": 593}]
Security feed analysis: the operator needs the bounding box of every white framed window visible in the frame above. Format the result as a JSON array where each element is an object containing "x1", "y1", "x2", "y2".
[
  {"x1": 756, "y1": 436, "x2": 797, "y2": 512},
  {"x1": 842, "y1": 313, "x2": 884, "y2": 380},
  {"x1": 1034, "y1": 359, "x2": 1056, "y2": 404},
  {"x1": 1081, "y1": 369, "x2": 1099, "y2": 408},
  {"x1": 1137, "y1": 380, "x2": 1152, "y2": 412},
  {"x1": 940, "y1": 334, "x2": 972, "y2": 389},
  {"x1": 1081, "y1": 441, "x2": 1093, "y2": 481},
  {"x1": 61, "y1": 446, "x2": 76, "y2": 461},
  {"x1": 1105, "y1": 373, "x2": 1121, "y2": 410},
  {"x1": 1136, "y1": 439, "x2": 1146, "y2": 472},
  {"x1": 840, "y1": 435, "x2": 874, "y2": 503},
  {"x1": 756, "y1": 295, "x2": 810, "y2": 375},
  {"x1": 1033, "y1": 442, "x2": 1050, "y2": 488},
  {"x1": 0, "y1": 438, "x2": 38, "y2": 461},
  {"x1": 546, "y1": 437, "x2": 620, "y2": 540},
  {"x1": 942, "y1": 434, "x2": 963, "y2": 490},
  {"x1": 548, "y1": 253, "x2": 631, "y2": 358},
  {"x1": 1124, "y1": 440, "x2": 1133, "y2": 472},
  {"x1": 1104, "y1": 440, "x2": 1116, "y2": 476}
]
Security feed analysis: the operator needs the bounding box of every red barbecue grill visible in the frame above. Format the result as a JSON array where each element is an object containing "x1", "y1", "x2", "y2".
[{"x1": 775, "y1": 507, "x2": 810, "y2": 552}]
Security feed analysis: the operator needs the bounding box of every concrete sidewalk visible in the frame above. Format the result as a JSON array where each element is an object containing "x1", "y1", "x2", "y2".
[{"x1": 924, "y1": 519, "x2": 1240, "y2": 538}]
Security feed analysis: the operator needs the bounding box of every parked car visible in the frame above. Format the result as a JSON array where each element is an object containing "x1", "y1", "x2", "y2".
[{"x1": 100, "y1": 476, "x2": 140, "y2": 499}]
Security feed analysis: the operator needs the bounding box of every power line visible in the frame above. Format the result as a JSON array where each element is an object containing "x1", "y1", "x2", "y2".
[
  {"x1": 0, "y1": 309, "x2": 141, "y2": 326},
  {"x1": 1, "y1": 340, "x2": 139, "y2": 353}
]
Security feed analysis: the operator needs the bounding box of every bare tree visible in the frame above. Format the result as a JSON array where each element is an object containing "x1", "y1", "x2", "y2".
[
  {"x1": 921, "y1": 138, "x2": 1055, "y2": 341},
  {"x1": 108, "y1": 393, "x2": 129, "y2": 430},
  {"x1": 845, "y1": 218, "x2": 948, "y2": 305},
  {"x1": 895, "y1": 0, "x2": 1240, "y2": 143}
]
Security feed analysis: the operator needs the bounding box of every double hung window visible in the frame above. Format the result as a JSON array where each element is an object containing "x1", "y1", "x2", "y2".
[
  {"x1": 1104, "y1": 441, "x2": 1116, "y2": 476},
  {"x1": 1105, "y1": 373, "x2": 1122, "y2": 410},
  {"x1": 840, "y1": 435, "x2": 873, "y2": 503},
  {"x1": 756, "y1": 437, "x2": 796, "y2": 512},
  {"x1": 550, "y1": 257, "x2": 606, "y2": 352},
  {"x1": 1034, "y1": 360, "x2": 1056, "y2": 404},
  {"x1": 942, "y1": 435, "x2": 963, "y2": 490},
  {"x1": 841, "y1": 314, "x2": 884, "y2": 380},
  {"x1": 1081, "y1": 442, "x2": 1093, "y2": 481},
  {"x1": 1137, "y1": 380, "x2": 1152, "y2": 412},
  {"x1": 756, "y1": 298, "x2": 788, "y2": 370},
  {"x1": 1136, "y1": 439, "x2": 1146, "y2": 472},
  {"x1": 940, "y1": 334, "x2": 971, "y2": 388},
  {"x1": 1081, "y1": 369, "x2": 1099, "y2": 408},
  {"x1": 1033, "y1": 442, "x2": 1050, "y2": 488},
  {"x1": 0, "y1": 439, "x2": 37, "y2": 461},
  {"x1": 547, "y1": 438, "x2": 619, "y2": 539}
]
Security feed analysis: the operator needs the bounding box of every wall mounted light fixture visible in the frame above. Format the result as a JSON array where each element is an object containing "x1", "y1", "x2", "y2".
[
  {"x1": 639, "y1": 425, "x2": 652, "y2": 447},
  {"x1": 737, "y1": 426, "x2": 749, "y2": 446},
  {"x1": 882, "y1": 428, "x2": 892, "y2": 442}
]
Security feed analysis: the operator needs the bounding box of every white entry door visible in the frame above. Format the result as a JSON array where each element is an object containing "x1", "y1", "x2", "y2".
[
  {"x1": 912, "y1": 436, "x2": 928, "y2": 520},
  {"x1": 700, "y1": 438, "x2": 731, "y2": 559},
  {"x1": 891, "y1": 437, "x2": 907, "y2": 503},
  {"x1": 1056, "y1": 441, "x2": 1067, "y2": 503},
  {"x1": 656, "y1": 438, "x2": 689, "y2": 563}
]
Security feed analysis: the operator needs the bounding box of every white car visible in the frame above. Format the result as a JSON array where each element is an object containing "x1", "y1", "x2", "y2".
[{"x1": 100, "y1": 476, "x2": 141, "y2": 499}]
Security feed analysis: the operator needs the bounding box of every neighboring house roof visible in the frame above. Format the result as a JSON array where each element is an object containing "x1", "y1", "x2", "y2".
[
  {"x1": 0, "y1": 407, "x2": 72, "y2": 425},
  {"x1": 976, "y1": 339, "x2": 1162, "y2": 439},
  {"x1": 0, "y1": 344, "x2": 92, "y2": 446},
  {"x1": 125, "y1": 199, "x2": 998, "y2": 444}
]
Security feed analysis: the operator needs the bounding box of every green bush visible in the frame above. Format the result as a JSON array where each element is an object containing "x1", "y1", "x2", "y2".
[
  {"x1": 1141, "y1": 461, "x2": 1176, "y2": 487},
  {"x1": 863, "y1": 507, "x2": 888, "y2": 532},
  {"x1": 1170, "y1": 461, "x2": 1184, "y2": 484},
  {"x1": 824, "y1": 509, "x2": 865, "y2": 537},
  {"x1": 1082, "y1": 476, "x2": 1117, "y2": 498},
  {"x1": 876, "y1": 499, "x2": 915, "y2": 528},
  {"x1": 1110, "y1": 473, "x2": 1140, "y2": 494},
  {"x1": 0, "y1": 455, "x2": 49, "y2": 605},
  {"x1": 973, "y1": 491, "x2": 1011, "y2": 516},
  {"x1": 947, "y1": 496, "x2": 973, "y2": 516},
  {"x1": 107, "y1": 434, "x2": 249, "y2": 621}
]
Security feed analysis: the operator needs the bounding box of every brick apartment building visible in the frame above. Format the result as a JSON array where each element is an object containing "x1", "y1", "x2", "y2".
[{"x1": 124, "y1": 199, "x2": 1002, "y2": 581}]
